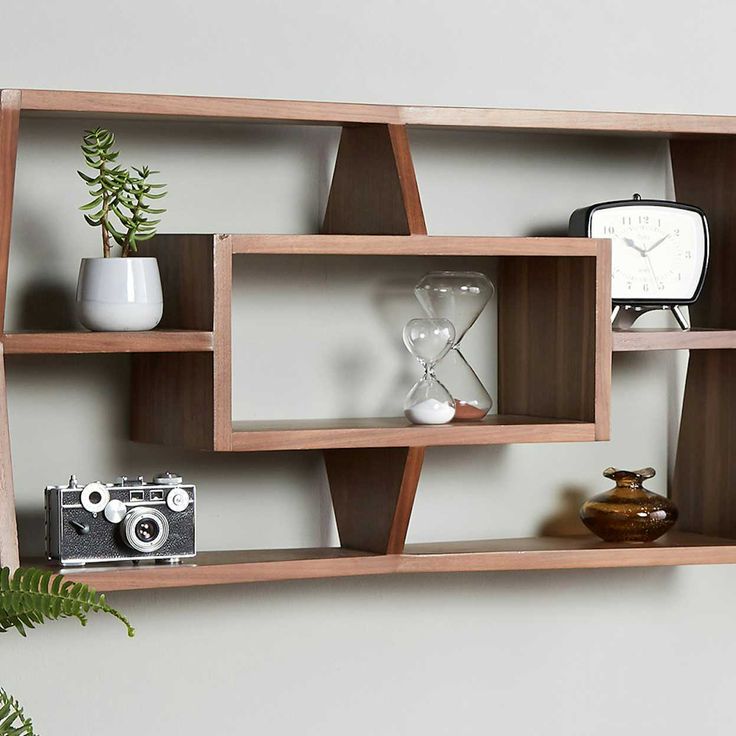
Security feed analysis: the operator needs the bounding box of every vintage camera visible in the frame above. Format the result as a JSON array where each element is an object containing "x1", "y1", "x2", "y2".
[{"x1": 45, "y1": 472, "x2": 196, "y2": 566}]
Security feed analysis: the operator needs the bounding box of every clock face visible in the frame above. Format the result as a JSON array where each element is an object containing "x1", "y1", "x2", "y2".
[{"x1": 589, "y1": 204, "x2": 707, "y2": 302}]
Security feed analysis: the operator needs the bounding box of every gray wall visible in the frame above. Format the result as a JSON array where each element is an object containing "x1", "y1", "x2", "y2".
[{"x1": 1, "y1": 1, "x2": 733, "y2": 733}]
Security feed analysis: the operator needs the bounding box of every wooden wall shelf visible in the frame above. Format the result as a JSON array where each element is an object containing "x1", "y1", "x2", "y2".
[
  {"x1": 2, "y1": 330, "x2": 214, "y2": 354},
  {"x1": 23, "y1": 532, "x2": 736, "y2": 592},
  {"x1": 230, "y1": 416, "x2": 596, "y2": 452},
  {"x1": 0, "y1": 87, "x2": 734, "y2": 585},
  {"x1": 17, "y1": 89, "x2": 736, "y2": 137},
  {"x1": 612, "y1": 328, "x2": 736, "y2": 352}
]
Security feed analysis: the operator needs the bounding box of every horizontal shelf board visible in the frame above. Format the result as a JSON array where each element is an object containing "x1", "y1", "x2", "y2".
[
  {"x1": 28, "y1": 533, "x2": 736, "y2": 591},
  {"x1": 15, "y1": 89, "x2": 736, "y2": 136},
  {"x1": 230, "y1": 416, "x2": 595, "y2": 451},
  {"x1": 2, "y1": 330, "x2": 214, "y2": 354},
  {"x1": 230, "y1": 234, "x2": 602, "y2": 257},
  {"x1": 613, "y1": 328, "x2": 736, "y2": 352}
]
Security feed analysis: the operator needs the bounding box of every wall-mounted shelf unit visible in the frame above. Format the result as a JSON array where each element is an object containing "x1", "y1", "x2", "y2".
[{"x1": 1, "y1": 88, "x2": 735, "y2": 591}]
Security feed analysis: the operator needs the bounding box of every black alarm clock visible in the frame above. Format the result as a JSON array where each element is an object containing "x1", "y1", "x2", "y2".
[{"x1": 569, "y1": 194, "x2": 709, "y2": 329}]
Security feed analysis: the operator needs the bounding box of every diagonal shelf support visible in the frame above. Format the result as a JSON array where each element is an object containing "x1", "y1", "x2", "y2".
[
  {"x1": 0, "y1": 344, "x2": 18, "y2": 569},
  {"x1": 324, "y1": 447, "x2": 425, "y2": 554},
  {"x1": 671, "y1": 138, "x2": 736, "y2": 538},
  {"x1": 322, "y1": 124, "x2": 426, "y2": 235},
  {"x1": 0, "y1": 90, "x2": 20, "y2": 332}
]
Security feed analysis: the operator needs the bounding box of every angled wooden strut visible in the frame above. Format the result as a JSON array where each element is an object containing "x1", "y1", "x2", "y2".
[
  {"x1": 671, "y1": 138, "x2": 736, "y2": 538},
  {"x1": 0, "y1": 90, "x2": 20, "y2": 332},
  {"x1": 325, "y1": 447, "x2": 425, "y2": 554},
  {"x1": 322, "y1": 124, "x2": 426, "y2": 235},
  {"x1": 0, "y1": 344, "x2": 18, "y2": 569},
  {"x1": 0, "y1": 90, "x2": 21, "y2": 569}
]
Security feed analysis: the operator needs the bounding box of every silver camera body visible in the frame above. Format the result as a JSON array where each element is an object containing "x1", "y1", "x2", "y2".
[{"x1": 45, "y1": 473, "x2": 196, "y2": 566}]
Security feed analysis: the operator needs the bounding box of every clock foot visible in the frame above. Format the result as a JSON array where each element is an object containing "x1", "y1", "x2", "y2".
[
  {"x1": 612, "y1": 304, "x2": 690, "y2": 331},
  {"x1": 672, "y1": 305, "x2": 691, "y2": 330}
]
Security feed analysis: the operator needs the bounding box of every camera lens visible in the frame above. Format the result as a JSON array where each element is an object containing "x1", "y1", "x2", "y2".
[
  {"x1": 88, "y1": 491, "x2": 102, "y2": 505},
  {"x1": 122, "y1": 507, "x2": 169, "y2": 554},
  {"x1": 134, "y1": 518, "x2": 160, "y2": 543}
]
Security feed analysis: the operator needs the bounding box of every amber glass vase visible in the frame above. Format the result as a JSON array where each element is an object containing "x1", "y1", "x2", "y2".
[{"x1": 580, "y1": 467, "x2": 678, "y2": 543}]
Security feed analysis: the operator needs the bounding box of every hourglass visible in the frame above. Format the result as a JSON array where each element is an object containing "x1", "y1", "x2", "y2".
[
  {"x1": 403, "y1": 318, "x2": 456, "y2": 425},
  {"x1": 414, "y1": 271, "x2": 494, "y2": 421}
]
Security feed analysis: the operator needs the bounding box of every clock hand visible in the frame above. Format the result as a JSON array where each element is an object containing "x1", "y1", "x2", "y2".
[
  {"x1": 621, "y1": 237, "x2": 647, "y2": 255},
  {"x1": 644, "y1": 254, "x2": 663, "y2": 291},
  {"x1": 644, "y1": 233, "x2": 671, "y2": 253}
]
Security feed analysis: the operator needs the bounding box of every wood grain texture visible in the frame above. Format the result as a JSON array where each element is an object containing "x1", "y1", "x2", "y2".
[
  {"x1": 613, "y1": 329, "x2": 736, "y2": 352},
  {"x1": 0, "y1": 90, "x2": 20, "y2": 332},
  {"x1": 18, "y1": 89, "x2": 736, "y2": 136},
  {"x1": 324, "y1": 446, "x2": 425, "y2": 553},
  {"x1": 230, "y1": 234, "x2": 600, "y2": 256},
  {"x1": 25, "y1": 532, "x2": 736, "y2": 591},
  {"x1": 2, "y1": 330, "x2": 213, "y2": 354},
  {"x1": 130, "y1": 235, "x2": 231, "y2": 450},
  {"x1": 671, "y1": 140, "x2": 736, "y2": 538},
  {"x1": 322, "y1": 124, "x2": 425, "y2": 235},
  {"x1": 134, "y1": 234, "x2": 217, "y2": 330},
  {"x1": 498, "y1": 256, "x2": 600, "y2": 426},
  {"x1": 672, "y1": 350, "x2": 736, "y2": 538},
  {"x1": 594, "y1": 240, "x2": 612, "y2": 440},
  {"x1": 0, "y1": 345, "x2": 18, "y2": 569},
  {"x1": 211, "y1": 235, "x2": 233, "y2": 450},
  {"x1": 231, "y1": 416, "x2": 595, "y2": 451},
  {"x1": 671, "y1": 139, "x2": 736, "y2": 329},
  {"x1": 387, "y1": 125, "x2": 426, "y2": 234}
]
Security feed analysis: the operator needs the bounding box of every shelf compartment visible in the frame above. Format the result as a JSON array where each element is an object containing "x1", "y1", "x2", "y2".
[
  {"x1": 613, "y1": 328, "x2": 736, "y2": 352},
  {"x1": 230, "y1": 416, "x2": 595, "y2": 451},
  {"x1": 2, "y1": 330, "x2": 214, "y2": 354},
  {"x1": 26, "y1": 532, "x2": 736, "y2": 592}
]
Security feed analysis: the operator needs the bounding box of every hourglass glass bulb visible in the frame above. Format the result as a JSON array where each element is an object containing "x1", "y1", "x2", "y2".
[
  {"x1": 402, "y1": 318, "x2": 455, "y2": 367},
  {"x1": 414, "y1": 271, "x2": 494, "y2": 344},
  {"x1": 402, "y1": 318, "x2": 456, "y2": 425}
]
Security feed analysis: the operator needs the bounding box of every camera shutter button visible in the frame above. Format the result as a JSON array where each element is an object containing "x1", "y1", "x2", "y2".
[
  {"x1": 104, "y1": 499, "x2": 127, "y2": 523},
  {"x1": 166, "y1": 488, "x2": 189, "y2": 512}
]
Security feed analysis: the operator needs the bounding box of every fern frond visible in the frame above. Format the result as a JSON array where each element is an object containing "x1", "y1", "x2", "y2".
[
  {"x1": 0, "y1": 568, "x2": 134, "y2": 638},
  {"x1": 0, "y1": 689, "x2": 36, "y2": 736}
]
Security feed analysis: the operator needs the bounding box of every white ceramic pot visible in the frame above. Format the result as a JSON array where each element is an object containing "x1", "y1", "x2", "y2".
[{"x1": 76, "y1": 257, "x2": 163, "y2": 331}]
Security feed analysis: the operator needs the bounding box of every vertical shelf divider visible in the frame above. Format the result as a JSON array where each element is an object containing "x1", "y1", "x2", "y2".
[
  {"x1": 671, "y1": 139, "x2": 736, "y2": 538},
  {"x1": 130, "y1": 234, "x2": 233, "y2": 450},
  {"x1": 320, "y1": 123, "x2": 427, "y2": 554}
]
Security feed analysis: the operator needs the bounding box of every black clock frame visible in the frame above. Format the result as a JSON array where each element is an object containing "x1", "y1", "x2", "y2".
[{"x1": 569, "y1": 197, "x2": 710, "y2": 306}]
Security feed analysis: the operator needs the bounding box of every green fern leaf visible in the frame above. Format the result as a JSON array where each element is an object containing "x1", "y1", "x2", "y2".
[
  {"x1": 0, "y1": 690, "x2": 36, "y2": 735},
  {"x1": 0, "y1": 567, "x2": 134, "y2": 638}
]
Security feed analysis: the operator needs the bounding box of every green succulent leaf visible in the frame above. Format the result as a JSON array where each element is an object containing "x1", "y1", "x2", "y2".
[{"x1": 79, "y1": 126, "x2": 166, "y2": 256}]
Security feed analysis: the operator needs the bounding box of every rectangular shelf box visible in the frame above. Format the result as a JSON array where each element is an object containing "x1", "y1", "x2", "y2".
[{"x1": 129, "y1": 234, "x2": 611, "y2": 451}]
